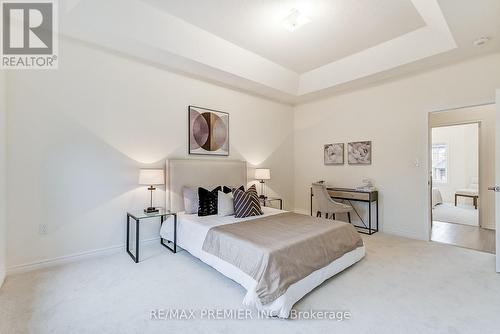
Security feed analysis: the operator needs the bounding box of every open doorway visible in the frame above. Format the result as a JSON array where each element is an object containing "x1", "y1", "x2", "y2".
[
  {"x1": 432, "y1": 123, "x2": 479, "y2": 226},
  {"x1": 429, "y1": 105, "x2": 496, "y2": 254}
]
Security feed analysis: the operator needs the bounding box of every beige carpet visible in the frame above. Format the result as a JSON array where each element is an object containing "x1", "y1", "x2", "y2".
[
  {"x1": 433, "y1": 202, "x2": 478, "y2": 226},
  {"x1": 1, "y1": 233, "x2": 499, "y2": 334}
]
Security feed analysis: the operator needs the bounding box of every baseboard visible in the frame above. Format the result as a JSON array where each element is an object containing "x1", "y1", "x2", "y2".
[
  {"x1": 6, "y1": 237, "x2": 161, "y2": 275},
  {"x1": 295, "y1": 208, "x2": 425, "y2": 240},
  {"x1": 382, "y1": 227, "x2": 426, "y2": 241}
]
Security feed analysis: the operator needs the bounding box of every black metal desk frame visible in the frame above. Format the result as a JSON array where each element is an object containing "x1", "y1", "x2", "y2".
[{"x1": 310, "y1": 188, "x2": 378, "y2": 235}]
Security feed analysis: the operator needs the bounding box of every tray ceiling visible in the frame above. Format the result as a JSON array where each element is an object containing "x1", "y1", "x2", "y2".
[
  {"x1": 59, "y1": 0, "x2": 500, "y2": 104},
  {"x1": 145, "y1": 0, "x2": 426, "y2": 73}
]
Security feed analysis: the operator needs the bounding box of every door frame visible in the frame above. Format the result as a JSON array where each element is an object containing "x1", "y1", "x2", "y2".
[
  {"x1": 496, "y1": 89, "x2": 499, "y2": 272},
  {"x1": 427, "y1": 109, "x2": 488, "y2": 241}
]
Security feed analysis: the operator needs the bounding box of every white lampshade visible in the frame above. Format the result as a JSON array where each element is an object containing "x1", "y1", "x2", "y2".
[
  {"x1": 255, "y1": 168, "x2": 271, "y2": 180},
  {"x1": 138, "y1": 169, "x2": 165, "y2": 185}
]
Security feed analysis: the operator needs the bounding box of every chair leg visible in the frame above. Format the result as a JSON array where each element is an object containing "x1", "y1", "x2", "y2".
[
  {"x1": 347, "y1": 212, "x2": 352, "y2": 224},
  {"x1": 331, "y1": 213, "x2": 336, "y2": 220},
  {"x1": 316, "y1": 211, "x2": 321, "y2": 218}
]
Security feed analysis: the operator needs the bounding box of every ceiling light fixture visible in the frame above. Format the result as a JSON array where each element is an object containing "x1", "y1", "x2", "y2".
[{"x1": 282, "y1": 8, "x2": 310, "y2": 32}]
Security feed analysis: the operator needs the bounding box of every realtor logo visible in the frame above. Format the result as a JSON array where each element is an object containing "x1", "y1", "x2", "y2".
[{"x1": 1, "y1": 0, "x2": 58, "y2": 69}]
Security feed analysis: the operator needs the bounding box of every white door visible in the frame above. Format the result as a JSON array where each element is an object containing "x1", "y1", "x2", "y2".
[{"x1": 496, "y1": 89, "x2": 500, "y2": 272}]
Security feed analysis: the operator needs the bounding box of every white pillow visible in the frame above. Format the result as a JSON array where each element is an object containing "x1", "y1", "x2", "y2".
[{"x1": 217, "y1": 191, "x2": 234, "y2": 216}]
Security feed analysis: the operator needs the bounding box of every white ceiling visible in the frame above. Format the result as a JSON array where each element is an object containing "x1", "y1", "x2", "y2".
[
  {"x1": 439, "y1": 0, "x2": 500, "y2": 49},
  {"x1": 145, "y1": 0, "x2": 426, "y2": 73},
  {"x1": 60, "y1": 0, "x2": 500, "y2": 104}
]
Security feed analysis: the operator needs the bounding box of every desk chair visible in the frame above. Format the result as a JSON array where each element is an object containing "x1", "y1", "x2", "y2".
[{"x1": 311, "y1": 183, "x2": 353, "y2": 223}]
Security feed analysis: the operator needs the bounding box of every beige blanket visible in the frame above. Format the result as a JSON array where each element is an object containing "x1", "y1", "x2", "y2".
[{"x1": 202, "y1": 212, "x2": 364, "y2": 305}]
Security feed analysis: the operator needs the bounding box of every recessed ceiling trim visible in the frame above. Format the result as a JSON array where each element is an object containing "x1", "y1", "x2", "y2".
[
  {"x1": 59, "y1": 0, "x2": 459, "y2": 103},
  {"x1": 60, "y1": 0, "x2": 299, "y2": 96},
  {"x1": 298, "y1": 0, "x2": 457, "y2": 95}
]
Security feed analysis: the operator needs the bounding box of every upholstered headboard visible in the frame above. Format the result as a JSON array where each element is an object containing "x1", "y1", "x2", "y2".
[{"x1": 166, "y1": 159, "x2": 247, "y2": 212}]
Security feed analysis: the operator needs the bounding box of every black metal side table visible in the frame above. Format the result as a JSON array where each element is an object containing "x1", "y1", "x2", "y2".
[
  {"x1": 126, "y1": 208, "x2": 177, "y2": 263},
  {"x1": 259, "y1": 197, "x2": 283, "y2": 210}
]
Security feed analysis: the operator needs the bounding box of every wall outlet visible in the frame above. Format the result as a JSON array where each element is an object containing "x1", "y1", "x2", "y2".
[{"x1": 39, "y1": 224, "x2": 48, "y2": 235}]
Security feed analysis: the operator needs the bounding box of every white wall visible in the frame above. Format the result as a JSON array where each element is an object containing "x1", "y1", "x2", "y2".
[
  {"x1": 5, "y1": 40, "x2": 500, "y2": 272},
  {"x1": 431, "y1": 123, "x2": 479, "y2": 203},
  {"x1": 6, "y1": 38, "x2": 294, "y2": 270},
  {"x1": 430, "y1": 106, "x2": 496, "y2": 229},
  {"x1": 294, "y1": 52, "x2": 500, "y2": 240},
  {"x1": 0, "y1": 70, "x2": 6, "y2": 286}
]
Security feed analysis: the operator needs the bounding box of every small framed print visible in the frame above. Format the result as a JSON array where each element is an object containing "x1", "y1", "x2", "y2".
[
  {"x1": 324, "y1": 143, "x2": 344, "y2": 165},
  {"x1": 348, "y1": 141, "x2": 372, "y2": 165}
]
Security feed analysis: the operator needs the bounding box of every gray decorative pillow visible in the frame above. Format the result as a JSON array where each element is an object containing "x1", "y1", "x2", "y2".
[
  {"x1": 182, "y1": 186, "x2": 198, "y2": 214},
  {"x1": 233, "y1": 184, "x2": 263, "y2": 218}
]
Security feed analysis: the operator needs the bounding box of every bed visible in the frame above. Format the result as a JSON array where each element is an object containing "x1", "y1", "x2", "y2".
[{"x1": 160, "y1": 159, "x2": 365, "y2": 318}]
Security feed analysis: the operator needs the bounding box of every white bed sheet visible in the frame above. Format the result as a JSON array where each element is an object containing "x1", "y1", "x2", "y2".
[{"x1": 160, "y1": 207, "x2": 365, "y2": 318}]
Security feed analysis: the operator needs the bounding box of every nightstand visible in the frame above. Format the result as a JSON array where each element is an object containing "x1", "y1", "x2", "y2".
[
  {"x1": 259, "y1": 197, "x2": 283, "y2": 210},
  {"x1": 126, "y1": 208, "x2": 177, "y2": 263}
]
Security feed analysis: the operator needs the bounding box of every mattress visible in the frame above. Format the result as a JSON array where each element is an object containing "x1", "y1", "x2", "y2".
[{"x1": 159, "y1": 207, "x2": 365, "y2": 318}]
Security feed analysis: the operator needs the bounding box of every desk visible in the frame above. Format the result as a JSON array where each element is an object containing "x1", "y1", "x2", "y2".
[{"x1": 310, "y1": 187, "x2": 378, "y2": 235}]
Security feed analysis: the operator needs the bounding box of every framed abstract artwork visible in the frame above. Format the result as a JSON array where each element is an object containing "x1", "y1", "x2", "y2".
[
  {"x1": 324, "y1": 143, "x2": 344, "y2": 165},
  {"x1": 189, "y1": 106, "x2": 229, "y2": 156},
  {"x1": 348, "y1": 141, "x2": 372, "y2": 165}
]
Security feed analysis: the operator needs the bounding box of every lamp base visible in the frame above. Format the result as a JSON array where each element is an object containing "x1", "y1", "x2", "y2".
[
  {"x1": 144, "y1": 207, "x2": 159, "y2": 214},
  {"x1": 259, "y1": 180, "x2": 267, "y2": 199}
]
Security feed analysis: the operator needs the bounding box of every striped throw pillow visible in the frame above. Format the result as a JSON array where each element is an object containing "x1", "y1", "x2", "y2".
[{"x1": 233, "y1": 184, "x2": 263, "y2": 218}]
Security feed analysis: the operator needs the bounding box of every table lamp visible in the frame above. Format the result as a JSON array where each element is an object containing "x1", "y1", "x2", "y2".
[
  {"x1": 139, "y1": 169, "x2": 165, "y2": 213},
  {"x1": 255, "y1": 168, "x2": 271, "y2": 199}
]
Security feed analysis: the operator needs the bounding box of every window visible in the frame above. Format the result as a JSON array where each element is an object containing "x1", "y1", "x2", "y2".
[{"x1": 432, "y1": 144, "x2": 448, "y2": 183}]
